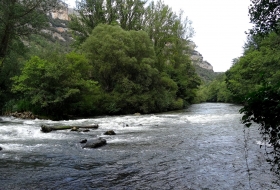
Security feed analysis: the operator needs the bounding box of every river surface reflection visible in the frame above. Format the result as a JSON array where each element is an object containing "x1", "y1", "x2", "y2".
[{"x1": 0, "y1": 103, "x2": 279, "y2": 189}]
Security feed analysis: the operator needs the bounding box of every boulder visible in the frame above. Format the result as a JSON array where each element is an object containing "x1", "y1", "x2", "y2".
[
  {"x1": 104, "y1": 130, "x2": 116, "y2": 135},
  {"x1": 80, "y1": 139, "x2": 87, "y2": 144},
  {"x1": 41, "y1": 125, "x2": 53, "y2": 133},
  {"x1": 82, "y1": 138, "x2": 107, "y2": 149}
]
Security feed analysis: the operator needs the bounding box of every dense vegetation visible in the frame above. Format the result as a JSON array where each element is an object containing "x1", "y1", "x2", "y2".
[
  {"x1": 200, "y1": 0, "x2": 280, "y2": 174},
  {"x1": 0, "y1": 0, "x2": 202, "y2": 119}
]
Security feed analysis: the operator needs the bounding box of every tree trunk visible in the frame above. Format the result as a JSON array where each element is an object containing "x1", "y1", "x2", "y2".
[{"x1": 41, "y1": 124, "x2": 99, "y2": 133}]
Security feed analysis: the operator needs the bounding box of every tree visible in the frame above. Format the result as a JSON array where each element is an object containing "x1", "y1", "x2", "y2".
[
  {"x1": 0, "y1": 0, "x2": 61, "y2": 63},
  {"x1": 232, "y1": 1, "x2": 280, "y2": 173},
  {"x1": 249, "y1": 0, "x2": 280, "y2": 35},
  {"x1": 142, "y1": 1, "x2": 199, "y2": 105},
  {"x1": 240, "y1": 83, "x2": 280, "y2": 174},
  {"x1": 142, "y1": 0, "x2": 194, "y2": 71},
  {"x1": 69, "y1": 0, "x2": 146, "y2": 46},
  {"x1": 116, "y1": 0, "x2": 146, "y2": 30},
  {"x1": 81, "y1": 24, "x2": 179, "y2": 114},
  {"x1": 226, "y1": 32, "x2": 280, "y2": 102},
  {"x1": 11, "y1": 52, "x2": 100, "y2": 117}
]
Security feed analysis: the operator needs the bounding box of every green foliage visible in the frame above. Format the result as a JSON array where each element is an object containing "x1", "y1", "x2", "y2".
[
  {"x1": 0, "y1": 40, "x2": 27, "y2": 109},
  {"x1": 0, "y1": 0, "x2": 201, "y2": 117},
  {"x1": 248, "y1": 0, "x2": 280, "y2": 35},
  {"x1": 82, "y1": 24, "x2": 180, "y2": 114},
  {"x1": 225, "y1": 32, "x2": 280, "y2": 102},
  {"x1": 236, "y1": 1, "x2": 280, "y2": 174},
  {"x1": 12, "y1": 53, "x2": 100, "y2": 117},
  {"x1": 240, "y1": 83, "x2": 280, "y2": 173},
  {"x1": 195, "y1": 74, "x2": 233, "y2": 103},
  {"x1": 142, "y1": 0, "x2": 194, "y2": 71},
  {"x1": 2, "y1": 99, "x2": 34, "y2": 114},
  {"x1": 140, "y1": 0, "x2": 200, "y2": 104},
  {"x1": 194, "y1": 64, "x2": 220, "y2": 83},
  {"x1": 0, "y1": 0, "x2": 60, "y2": 60},
  {"x1": 0, "y1": 0, "x2": 63, "y2": 109},
  {"x1": 69, "y1": 0, "x2": 146, "y2": 46}
]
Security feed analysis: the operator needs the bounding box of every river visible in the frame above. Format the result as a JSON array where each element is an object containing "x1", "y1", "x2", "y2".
[{"x1": 0, "y1": 103, "x2": 279, "y2": 189}]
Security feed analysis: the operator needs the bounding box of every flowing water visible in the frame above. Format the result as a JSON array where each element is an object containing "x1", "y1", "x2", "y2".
[{"x1": 0, "y1": 103, "x2": 279, "y2": 190}]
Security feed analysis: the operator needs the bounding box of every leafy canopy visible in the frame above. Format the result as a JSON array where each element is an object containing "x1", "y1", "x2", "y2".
[
  {"x1": 82, "y1": 24, "x2": 180, "y2": 114},
  {"x1": 249, "y1": 0, "x2": 280, "y2": 35},
  {"x1": 12, "y1": 53, "x2": 99, "y2": 117}
]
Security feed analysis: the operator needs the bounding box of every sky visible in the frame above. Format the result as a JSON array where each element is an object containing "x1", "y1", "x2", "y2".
[{"x1": 65, "y1": 0, "x2": 253, "y2": 72}]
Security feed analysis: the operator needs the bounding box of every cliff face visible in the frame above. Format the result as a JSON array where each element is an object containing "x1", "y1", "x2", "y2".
[
  {"x1": 50, "y1": 9, "x2": 69, "y2": 21},
  {"x1": 44, "y1": 5, "x2": 73, "y2": 44},
  {"x1": 188, "y1": 41, "x2": 220, "y2": 83},
  {"x1": 188, "y1": 41, "x2": 214, "y2": 71}
]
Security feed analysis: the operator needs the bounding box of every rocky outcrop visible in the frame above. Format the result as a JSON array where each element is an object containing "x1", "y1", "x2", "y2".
[
  {"x1": 50, "y1": 9, "x2": 69, "y2": 21},
  {"x1": 48, "y1": 1, "x2": 70, "y2": 21},
  {"x1": 9, "y1": 112, "x2": 36, "y2": 119},
  {"x1": 188, "y1": 41, "x2": 214, "y2": 71},
  {"x1": 42, "y1": 3, "x2": 73, "y2": 44}
]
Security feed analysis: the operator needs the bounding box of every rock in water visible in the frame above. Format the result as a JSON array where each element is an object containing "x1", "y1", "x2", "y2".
[
  {"x1": 41, "y1": 125, "x2": 53, "y2": 133},
  {"x1": 82, "y1": 138, "x2": 107, "y2": 149},
  {"x1": 104, "y1": 130, "x2": 116, "y2": 135},
  {"x1": 80, "y1": 139, "x2": 87, "y2": 143}
]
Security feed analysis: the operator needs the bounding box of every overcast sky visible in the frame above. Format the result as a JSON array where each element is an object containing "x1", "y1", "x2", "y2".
[{"x1": 66, "y1": 0, "x2": 252, "y2": 72}]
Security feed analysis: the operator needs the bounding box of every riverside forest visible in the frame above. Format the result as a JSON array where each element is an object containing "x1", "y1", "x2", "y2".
[{"x1": 1, "y1": 0, "x2": 280, "y2": 188}]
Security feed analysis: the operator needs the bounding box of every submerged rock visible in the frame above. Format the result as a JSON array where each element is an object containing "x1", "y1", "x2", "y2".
[
  {"x1": 104, "y1": 130, "x2": 116, "y2": 135},
  {"x1": 82, "y1": 138, "x2": 107, "y2": 149}
]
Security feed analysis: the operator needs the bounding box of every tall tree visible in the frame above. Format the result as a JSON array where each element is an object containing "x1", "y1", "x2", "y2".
[
  {"x1": 249, "y1": 0, "x2": 280, "y2": 35},
  {"x1": 69, "y1": 0, "x2": 146, "y2": 46},
  {"x1": 81, "y1": 24, "x2": 178, "y2": 114},
  {"x1": 142, "y1": 0, "x2": 199, "y2": 105},
  {"x1": 116, "y1": 0, "x2": 146, "y2": 30},
  {"x1": 0, "y1": 0, "x2": 61, "y2": 63},
  {"x1": 231, "y1": 0, "x2": 280, "y2": 173},
  {"x1": 142, "y1": 0, "x2": 194, "y2": 71}
]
